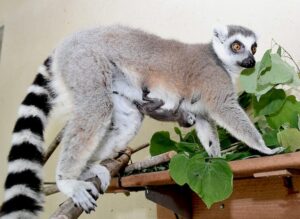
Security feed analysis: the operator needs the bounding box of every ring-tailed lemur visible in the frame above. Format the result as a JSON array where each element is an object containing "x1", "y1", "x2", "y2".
[{"x1": 0, "y1": 24, "x2": 282, "y2": 218}]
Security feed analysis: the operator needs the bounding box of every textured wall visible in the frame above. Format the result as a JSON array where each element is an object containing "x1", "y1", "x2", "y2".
[{"x1": 0, "y1": 0, "x2": 299, "y2": 218}]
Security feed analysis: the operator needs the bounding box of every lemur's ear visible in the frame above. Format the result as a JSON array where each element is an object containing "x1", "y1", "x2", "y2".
[{"x1": 213, "y1": 24, "x2": 228, "y2": 43}]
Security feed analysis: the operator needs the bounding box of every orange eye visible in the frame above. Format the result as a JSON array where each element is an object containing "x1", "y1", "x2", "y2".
[
  {"x1": 231, "y1": 42, "x2": 241, "y2": 53},
  {"x1": 251, "y1": 46, "x2": 257, "y2": 54}
]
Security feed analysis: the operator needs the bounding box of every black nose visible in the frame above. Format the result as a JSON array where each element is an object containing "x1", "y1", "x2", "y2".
[{"x1": 240, "y1": 56, "x2": 256, "y2": 68}]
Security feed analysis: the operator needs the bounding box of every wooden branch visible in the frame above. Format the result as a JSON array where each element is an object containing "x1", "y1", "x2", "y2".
[
  {"x1": 44, "y1": 185, "x2": 59, "y2": 196},
  {"x1": 130, "y1": 143, "x2": 149, "y2": 154},
  {"x1": 44, "y1": 127, "x2": 64, "y2": 164},
  {"x1": 50, "y1": 148, "x2": 132, "y2": 219},
  {"x1": 124, "y1": 150, "x2": 176, "y2": 174}
]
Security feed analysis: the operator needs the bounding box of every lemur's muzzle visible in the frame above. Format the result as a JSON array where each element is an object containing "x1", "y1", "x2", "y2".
[{"x1": 240, "y1": 55, "x2": 256, "y2": 68}]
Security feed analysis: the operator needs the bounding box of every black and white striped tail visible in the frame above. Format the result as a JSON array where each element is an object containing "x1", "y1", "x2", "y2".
[{"x1": 0, "y1": 57, "x2": 55, "y2": 219}]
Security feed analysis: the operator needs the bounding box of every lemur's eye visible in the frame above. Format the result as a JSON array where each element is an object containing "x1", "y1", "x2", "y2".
[
  {"x1": 251, "y1": 43, "x2": 257, "y2": 55},
  {"x1": 231, "y1": 41, "x2": 242, "y2": 53}
]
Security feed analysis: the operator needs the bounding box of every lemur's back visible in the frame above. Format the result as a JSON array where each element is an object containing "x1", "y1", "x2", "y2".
[{"x1": 53, "y1": 25, "x2": 219, "y2": 98}]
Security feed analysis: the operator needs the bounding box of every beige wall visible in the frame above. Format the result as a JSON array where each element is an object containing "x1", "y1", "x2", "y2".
[{"x1": 0, "y1": 0, "x2": 299, "y2": 218}]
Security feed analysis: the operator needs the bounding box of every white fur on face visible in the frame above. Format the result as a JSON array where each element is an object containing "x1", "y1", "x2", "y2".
[{"x1": 212, "y1": 26, "x2": 257, "y2": 83}]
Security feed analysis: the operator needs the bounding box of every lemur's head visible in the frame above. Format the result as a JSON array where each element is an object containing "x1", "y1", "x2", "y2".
[{"x1": 212, "y1": 24, "x2": 257, "y2": 74}]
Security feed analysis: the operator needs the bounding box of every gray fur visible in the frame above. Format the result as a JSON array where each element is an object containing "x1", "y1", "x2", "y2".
[{"x1": 227, "y1": 25, "x2": 256, "y2": 38}]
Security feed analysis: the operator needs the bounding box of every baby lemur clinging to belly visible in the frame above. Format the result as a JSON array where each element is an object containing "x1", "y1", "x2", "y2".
[{"x1": 132, "y1": 87, "x2": 196, "y2": 127}]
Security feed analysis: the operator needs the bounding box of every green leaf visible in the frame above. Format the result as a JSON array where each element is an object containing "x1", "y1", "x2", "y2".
[
  {"x1": 240, "y1": 67, "x2": 259, "y2": 93},
  {"x1": 263, "y1": 129, "x2": 279, "y2": 146},
  {"x1": 169, "y1": 154, "x2": 189, "y2": 186},
  {"x1": 224, "y1": 152, "x2": 252, "y2": 161},
  {"x1": 266, "y1": 96, "x2": 300, "y2": 129},
  {"x1": 287, "y1": 69, "x2": 300, "y2": 87},
  {"x1": 176, "y1": 142, "x2": 200, "y2": 155},
  {"x1": 174, "y1": 127, "x2": 183, "y2": 141},
  {"x1": 277, "y1": 128, "x2": 300, "y2": 152},
  {"x1": 187, "y1": 156, "x2": 233, "y2": 208},
  {"x1": 277, "y1": 46, "x2": 282, "y2": 56},
  {"x1": 183, "y1": 129, "x2": 201, "y2": 145},
  {"x1": 258, "y1": 49, "x2": 272, "y2": 74},
  {"x1": 150, "y1": 131, "x2": 177, "y2": 156},
  {"x1": 239, "y1": 62, "x2": 273, "y2": 98},
  {"x1": 252, "y1": 88, "x2": 286, "y2": 116},
  {"x1": 258, "y1": 54, "x2": 293, "y2": 86},
  {"x1": 255, "y1": 84, "x2": 274, "y2": 100}
]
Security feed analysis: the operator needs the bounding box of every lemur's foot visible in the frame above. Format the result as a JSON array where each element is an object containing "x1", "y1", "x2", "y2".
[
  {"x1": 80, "y1": 164, "x2": 111, "y2": 193},
  {"x1": 56, "y1": 179, "x2": 99, "y2": 213}
]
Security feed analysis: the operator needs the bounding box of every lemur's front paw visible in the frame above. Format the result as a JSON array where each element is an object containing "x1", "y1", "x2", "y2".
[
  {"x1": 254, "y1": 139, "x2": 285, "y2": 155},
  {"x1": 57, "y1": 179, "x2": 99, "y2": 213},
  {"x1": 257, "y1": 146, "x2": 285, "y2": 155},
  {"x1": 80, "y1": 164, "x2": 111, "y2": 193},
  {"x1": 207, "y1": 140, "x2": 221, "y2": 157}
]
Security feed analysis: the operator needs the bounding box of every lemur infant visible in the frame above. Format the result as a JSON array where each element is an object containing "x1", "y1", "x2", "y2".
[
  {"x1": 133, "y1": 86, "x2": 196, "y2": 127},
  {"x1": 0, "y1": 25, "x2": 283, "y2": 218}
]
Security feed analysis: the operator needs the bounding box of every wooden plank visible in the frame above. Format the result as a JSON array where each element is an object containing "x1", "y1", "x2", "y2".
[
  {"x1": 118, "y1": 170, "x2": 174, "y2": 188},
  {"x1": 230, "y1": 151, "x2": 300, "y2": 178},
  {"x1": 191, "y1": 176, "x2": 300, "y2": 219},
  {"x1": 253, "y1": 169, "x2": 292, "y2": 178}
]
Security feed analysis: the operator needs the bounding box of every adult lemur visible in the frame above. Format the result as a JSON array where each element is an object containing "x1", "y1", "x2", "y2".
[{"x1": 0, "y1": 24, "x2": 282, "y2": 218}]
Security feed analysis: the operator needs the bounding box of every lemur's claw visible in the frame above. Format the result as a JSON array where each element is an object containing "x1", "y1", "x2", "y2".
[
  {"x1": 87, "y1": 189, "x2": 99, "y2": 200},
  {"x1": 56, "y1": 179, "x2": 99, "y2": 213}
]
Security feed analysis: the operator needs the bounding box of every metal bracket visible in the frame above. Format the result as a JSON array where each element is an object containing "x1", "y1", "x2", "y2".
[
  {"x1": 145, "y1": 185, "x2": 192, "y2": 219},
  {"x1": 283, "y1": 176, "x2": 299, "y2": 194}
]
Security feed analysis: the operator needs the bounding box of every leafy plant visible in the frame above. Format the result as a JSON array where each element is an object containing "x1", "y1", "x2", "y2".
[
  {"x1": 240, "y1": 41, "x2": 300, "y2": 151},
  {"x1": 149, "y1": 41, "x2": 300, "y2": 208}
]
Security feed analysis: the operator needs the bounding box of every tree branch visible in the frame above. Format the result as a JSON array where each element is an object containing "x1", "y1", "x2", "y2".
[
  {"x1": 44, "y1": 127, "x2": 65, "y2": 164},
  {"x1": 124, "y1": 150, "x2": 176, "y2": 174},
  {"x1": 130, "y1": 143, "x2": 149, "y2": 154}
]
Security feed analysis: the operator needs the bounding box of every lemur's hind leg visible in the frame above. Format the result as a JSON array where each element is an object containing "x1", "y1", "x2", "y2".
[
  {"x1": 55, "y1": 54, "x2": 114, "y2": 213},
  {"x1": 80, "y1": 93, "x2": 144, "y2": 191}
]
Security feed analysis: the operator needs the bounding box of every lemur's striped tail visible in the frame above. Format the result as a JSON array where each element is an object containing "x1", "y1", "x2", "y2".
[{"x1": 0, "y1": 57, "x2": 55, "y2": 219}]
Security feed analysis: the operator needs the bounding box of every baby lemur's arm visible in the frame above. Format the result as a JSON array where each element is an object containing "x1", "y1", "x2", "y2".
[{"x1": 134, "y1": 87, "x2": 196, "y2": 127}]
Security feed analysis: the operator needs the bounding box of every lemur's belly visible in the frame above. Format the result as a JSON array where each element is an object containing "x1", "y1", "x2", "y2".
[{"x1": 112, "y1": 67, "x2": 180, "y2": 111}]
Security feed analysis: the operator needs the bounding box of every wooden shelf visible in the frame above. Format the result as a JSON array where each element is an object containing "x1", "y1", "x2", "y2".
[
  {"x1": 108, "y1": 151, "x2": 300, "y2": 192},
  {"x1": 107, "y1": 152, "x2": 300, "y2": 219}
]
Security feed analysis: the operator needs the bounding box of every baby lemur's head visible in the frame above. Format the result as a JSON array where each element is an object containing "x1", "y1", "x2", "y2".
[{"x1": 212, "y1": 24, "x2": 257, "y2": 74}]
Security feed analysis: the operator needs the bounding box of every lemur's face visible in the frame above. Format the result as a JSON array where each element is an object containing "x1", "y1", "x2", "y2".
[
  {"x1": 212, "y1": 25, "x2": 258, "y2": 71},
  {"x1": 227, "y1": 35, "x2": 257, "y2": 68}
]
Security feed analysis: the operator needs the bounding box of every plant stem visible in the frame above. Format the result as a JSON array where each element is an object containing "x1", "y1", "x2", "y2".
[
  {"x1": 221, "y1": 145, "x2": 240, "y2": 154},
  {"x1": 272, "y1": 39, "x2": 300, "y2": 73}
]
